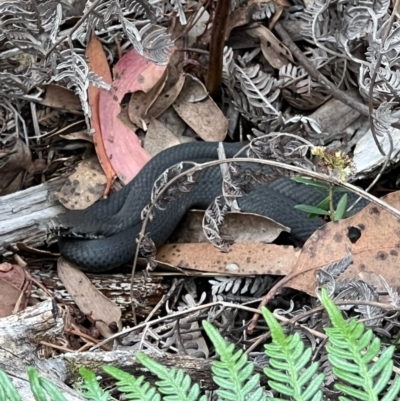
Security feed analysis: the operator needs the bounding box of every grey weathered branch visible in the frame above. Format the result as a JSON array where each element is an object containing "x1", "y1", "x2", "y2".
[
  {"x1": 0, "y1": 300, "x2": 84, "y2": 401},
  {"x1": 274, "y1": 22, "x2": 371, "y2": 118},
  {"x1": 0, "y1": 299, "x2": 266, "y2": 396},
  {"x1": 58, "y1": 349, "x2": 267, "y2": 390},
  {"x1": 0, "y1": 177, "x2": 66, "y2": 254}
]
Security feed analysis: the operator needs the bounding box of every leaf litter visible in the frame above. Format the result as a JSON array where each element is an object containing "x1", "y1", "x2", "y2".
[{"x1": 2, "y1": 0, "x2": 400, "y2": 385}]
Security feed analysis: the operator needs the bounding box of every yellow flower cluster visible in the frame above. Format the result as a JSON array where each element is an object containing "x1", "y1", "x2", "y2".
[{"x1": 311, "y1": 146, "x2": 356, "y2": 181}]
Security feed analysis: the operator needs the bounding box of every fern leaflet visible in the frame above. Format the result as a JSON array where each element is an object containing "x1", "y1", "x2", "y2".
[
  {"x1": 262, "y1": 307, "x2": 324, "y2": 401},
  {"x1": 203, "y1": 320, "x2": 268, "y2": 401},
  {"x1": 322, "y1": 288, "x2": 400, "y2": 401},
  {"x1": 78, "y1": 367, "x2": 109, "y2": 401},
  {"x1": 136, "y1": 352, "x2": 206, "y2": 401},
  {"x1": 104, "y1": 365, "x2": 161, "y2": 401}
]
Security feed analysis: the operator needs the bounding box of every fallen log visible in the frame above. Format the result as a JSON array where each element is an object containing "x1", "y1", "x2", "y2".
[
  {"x1": 0, "y1": 178, "x2": 66, "y2": 254},
  {"x1": 0, "y1": 299, "x2": 268, "y2": 397},
  {"x1": 0, "y1": 299, "x2": 84, "y2": 401}
]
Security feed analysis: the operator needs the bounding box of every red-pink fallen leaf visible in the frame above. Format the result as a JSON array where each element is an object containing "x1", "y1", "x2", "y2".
[
  {"x1": 99, "y1": 49, "x2": 169, "y2": 184},
  {"x1": 86, "y1": 35, "x2": 115, "y2": 196}
]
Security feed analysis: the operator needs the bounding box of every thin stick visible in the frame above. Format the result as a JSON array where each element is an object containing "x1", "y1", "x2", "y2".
[
  {"x1": 91, "y1": 301, "x2": 262, "y2": 351},
  {"x1": 274, "y1": 22, "x2": 371, "y2": 118},
  {"x1": 129, "y1": 155, "x2": 400, "y2": 317},
  {"x1": 92, "y1": 297, "x2": 400, "y2": 352},
  {"x1": 205, "y1": 0, "x2": 231, "y2": 98}
]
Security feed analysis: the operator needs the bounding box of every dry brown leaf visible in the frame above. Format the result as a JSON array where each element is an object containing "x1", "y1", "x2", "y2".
[
  {"x1": 173, "y1": 75, "x2": 227, "y2": 142},
  {"x1": 269, "y1": 5, "x2": 287, "y2": 29},
  {"x1": 169, "y1": 211, "x2": 290, "y2": 243},
  {"x1": 17, "y1": 242, "x2": 59, "y2": 257},
  {"x1": 60, "y1": 130, "x2": 94, "y2": 143},
  {"x1": 156, "y1": 243, "x2": 299, "y2": 275},
  {"x1": 128, "y1": 69, "x2": 169, "y2": 129},
  {"x1": 145, "y1": 70, "x2": 186, "y2": 121},
  {"x1": 144, "y1": 118, "x2": 180, "y2": 156},
  {"x1": 284, "y1": 191, "x2": 400, "y2": 295},
  {"x1": 0, "y1": 138, "x2": 33, "y2": 195},
  {"x1": 57, "y1": 257, "x2": 122, "y2": 338},
  {"x1": 40, "y1": 85, "x2": 82, "y2": 114},
  {"x1": 0, "y1": 262, "x2": 29, "y2": 317},
  {"x1": 56, "y1": 155, "x2": 107, "y2": 210},
  {"x1": 246, "y1": 26, "x2": 293, "y2": 69},
  {"x1": 158, "y1": 107, "x2": 187, "y2": 138}
]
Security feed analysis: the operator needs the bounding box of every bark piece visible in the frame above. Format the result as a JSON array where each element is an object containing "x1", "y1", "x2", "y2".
[
  {"x1": 59, "y1": 350, "x2": 267, "y2": 390},
  {"x1": 30, "y1": 268, "x2": 170, "y2": 322},
  {"x1": 0, "y1": 300, "x2": 84, "y2": 400},
  {"x1": 0, "y1": 178, "x2": 66, "y2": 254}
]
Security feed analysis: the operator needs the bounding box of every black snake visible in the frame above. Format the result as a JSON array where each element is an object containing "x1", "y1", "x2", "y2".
[{"x1": 58, "y1": 142, "x2": 367, "y2": 272}]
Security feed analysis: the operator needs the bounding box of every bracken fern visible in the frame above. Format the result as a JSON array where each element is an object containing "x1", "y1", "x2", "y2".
[
  {"x1": 203, "y1": 320, "x2": 268, "y2": 401},
  {"x1": 262, "y1": 306, "x2": 325, "y2": 401},
  {"x1": 1, "y1": 288, "x2": 400, "y2": 401},
  {"x1": 79, "y1": 367, "x2": 110, "y2": 401},
  {"x1": 321, "y1": 289, "x2": 400, "y2": 401},
  {"x1": 103, "y1": 364, "x2": 161, "y2": 401},
  {"x1": 135, "y1": 352, "x2": 206, "y2": 401}
]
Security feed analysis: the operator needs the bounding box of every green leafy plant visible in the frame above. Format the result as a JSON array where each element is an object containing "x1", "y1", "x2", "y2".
[
  {"x1": 202, "y1": 319, "x2": 267, "y2": 401},
  {"x1": 262, "y1": 306, "x2": 325, "y2": 400},
  {"x1": 292, "y1": 176, "x2": 349, "y2": 221},
  {"x1": 292, "y1": 146, "x2": 357, "y2": 221},
  {"x1": 1, "y1": 288, "x2": 399, "y2": 401},
  {"x1": 105, "y1": 352, "x2": 206, "y2": 401},
  {"x1": 321, "y1": 289, "x2": 400, "y2": 401},
  {"x1": 79, "y1": 367, "x2": 110, "y2": 401}
]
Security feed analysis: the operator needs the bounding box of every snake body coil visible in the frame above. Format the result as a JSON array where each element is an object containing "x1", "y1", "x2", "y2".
[{"x1": 59, "y1": 142, "x2": 367, "y2": 272}]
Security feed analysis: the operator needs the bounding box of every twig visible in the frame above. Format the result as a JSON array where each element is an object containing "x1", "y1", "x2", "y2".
[
  {"x1": 246, "y1": 299, "x2": 400, "y2": 354},
  {"x1": 205, "y1": 0, "x2": 231, "y2": 98},
  {"x1": 90, "y1": 301, "x2": 262, "y2": 351},
  {"x1": 367, "y1": 0, "x2": 399, "y2": 157},
  {"x1": 144, "y1": 279, "x2": 184, "y2": 324},
  {"x1": 130, "y1": 153, "x2": 400, "y2": 319},
  {"x1": 92, "y1": 295, "x2": 400, "y2": 375},
  {"x1": 274, "y1": 22, "x2": 371, "y2": 118}
]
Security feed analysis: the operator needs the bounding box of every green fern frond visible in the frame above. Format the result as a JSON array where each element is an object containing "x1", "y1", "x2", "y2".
[
  {"x1": 103, "y1": 365, "x2": 161, "y2": 401},
  {"x1": 0, "y1": 369, "x2": 23, "y2": 401},
  {"x1": 27, "y1": 367, "x2": 47, "y2": 401},
  {"x1": 79, "y1": 367, "x2": 110, "y2": 401},
  {"x1": 321, "y1": 288, "x2": 400, "y2": 401},
  {"x1": 28, "y1": 367, "x2": 70, "y2": 401},
  {"x1": 202, "y1": 320, "x2": 267, "y2": 401},
  {"x1": 135, "y1": 352, "x2": 206, "y2": 401},
  {"x1": 261, "y1": 307, "x2": 324, "y2": 401},
  {"x1": 37, "y1": 377, "x2": 70, "y2": 401}
]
